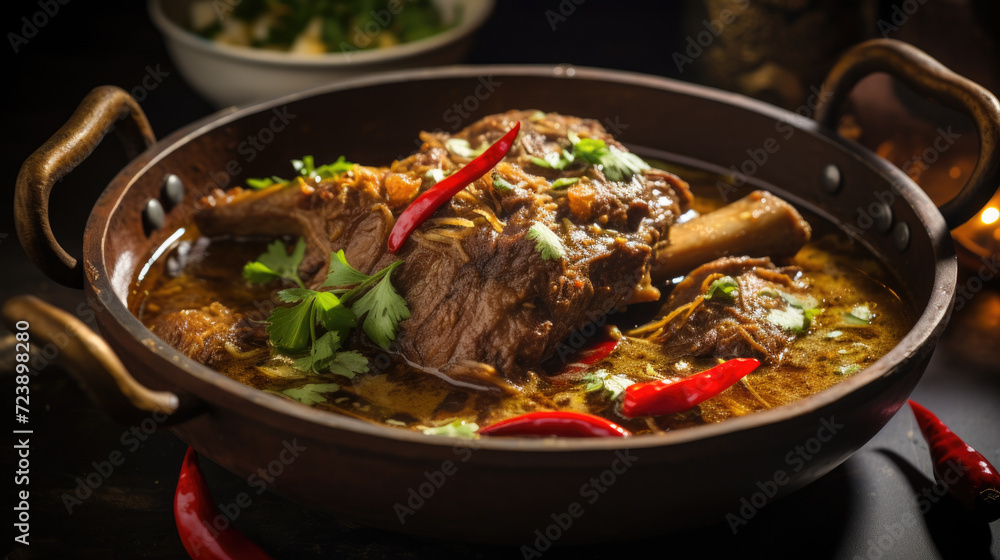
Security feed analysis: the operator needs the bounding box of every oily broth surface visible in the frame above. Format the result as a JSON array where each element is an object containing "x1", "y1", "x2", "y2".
[{"x1": 130, "y1": 167, "x2": 912, "y2": 435}]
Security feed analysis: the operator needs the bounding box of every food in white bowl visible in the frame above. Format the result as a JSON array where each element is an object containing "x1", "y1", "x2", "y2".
[
  {"x1": 149, "y1": 0, "x2": 494, "y2": 107},
  {"x1": 187, "y1": 0, "x2": 456, "y2": 55}
]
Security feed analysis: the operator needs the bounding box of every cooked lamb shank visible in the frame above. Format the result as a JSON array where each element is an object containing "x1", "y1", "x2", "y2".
[{"x1": 194, "y1": 110, "x2": 691, "y2": 385}]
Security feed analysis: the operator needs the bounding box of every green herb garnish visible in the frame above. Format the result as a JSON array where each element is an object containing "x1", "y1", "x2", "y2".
[
  {"x1": 422, "y1": 419, "x2": 480, "y2": 438},
  {"x1": 278, "y1": 382, "x2": 342, "y2": 405},
  {"x1": 551, "y1": 177, "x2": 580, "y2": 190},
  {"x1": 491, "y1": 173, "x2": 515, "y2": 192},
  {"x1": 247, "y1": 155, "x2": 355, "y2": 188},
  {"x1": 242, "y1": 238, "x2": 308, "y2": 288},
  {"x1": 843, "y1": 304, "x2": 873, "y2": 326},
  {"x1": 529, "y1": 133, "x2": 650, "y2": 181},
  {"x1": 581, "y1": 369, "x2": 633, "y2": 400},
  {"x1": 704, "y1": 276, "x2": 739, "y2": 301},
  {"x1": 530, "y1": 149, "x2": 575, "y2": 170},
  {"x1": 245, "y1": 176, "x2": 286, "y2": 189},
  {"x1": 526, "y1": 223, "x2": 566, "y2": 261},
  {"x1": 322, "y1": 251, "x2": 410, "y2": 350},
  {"x1": 762, "y1": 288, "x2": 822, "y2": 333},
  {"x1": 838, "y1": 364, "x2": 861, "y2": 376},
  {"x1": 445, "y1": 138, "x2": 487, "y2": 159},
  {"x1": 567, "y1": 131, "x2": 649, "y2": 181},
  {"x1": 767, "y1": 307, "x2": 809, "y2": 334},
  {"x1": 244, "y1": 241, "x2": 409, "y2": 376}
]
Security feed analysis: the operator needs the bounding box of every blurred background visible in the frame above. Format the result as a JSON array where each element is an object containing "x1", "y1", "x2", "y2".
[{"x1": 3, "y1": 0, "x2": 999, "y2": 558}]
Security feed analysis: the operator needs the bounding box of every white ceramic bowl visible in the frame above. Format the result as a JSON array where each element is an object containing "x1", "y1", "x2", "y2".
[{"x1": 149, "y1": 0, "x2": 495, "y2": 107}]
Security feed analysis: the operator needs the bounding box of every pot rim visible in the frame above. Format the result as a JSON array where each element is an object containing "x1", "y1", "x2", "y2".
[{"x1": 88, "y1": 64, "x2": 956, "y2": 453}]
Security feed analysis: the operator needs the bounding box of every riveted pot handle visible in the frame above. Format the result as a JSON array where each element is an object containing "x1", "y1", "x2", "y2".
[
  {"x1": 814, "y1": 39, "x2": 1000, "y2": 229},
  {"x1": 15, "y1": 86, "x2": 156, "y2": 289},
  {"x1": 1, "y1": 295, "x2": 202, "y2": 427}
]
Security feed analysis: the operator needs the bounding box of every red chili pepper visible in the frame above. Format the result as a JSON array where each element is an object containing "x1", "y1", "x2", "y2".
[
  {"x1": 479, "y1": 411, "x2": 631, "y2": 438},
  {"x1": 387, "y1": 121, "x2": 521, "y2": 253},
  {"x1": 559, "y1": 339, "x2": 620, "y2": 375},
  {"x1": 908, "y1": 400, "x2": 1000, "y2": 522},
  {"x1": 174, "y1": 447, "x2": 275, "y2": 560},
  {"x1": 622, "y1": 358, "x2": 761, "y2": 418}
]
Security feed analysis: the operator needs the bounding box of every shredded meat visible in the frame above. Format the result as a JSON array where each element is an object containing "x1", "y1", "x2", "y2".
[{"x1": 632, "y1": 256, "x2": 812, "y2": 364}]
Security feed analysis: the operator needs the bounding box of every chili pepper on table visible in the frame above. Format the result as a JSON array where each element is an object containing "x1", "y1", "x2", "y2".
[
  {"x1": 174, "y1": 447, "x2": 275, "y2": 560},
  {"x1": 908, "y1": 400, "x2": 1000, "y2": 522},
  {"x1": 387, "y1": 121, "x2": 521, "y2": 253},
  {"x1": 622, "y1": 358, "x2": 761, "y2": 418},
  {"x1": 479, "y1": 411, "x2": 632, "y2": 438}
]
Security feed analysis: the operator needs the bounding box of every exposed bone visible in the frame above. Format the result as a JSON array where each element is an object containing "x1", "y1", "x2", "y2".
[{"x1": 652, "y1": 190, "x2": 811, "y2": 283}]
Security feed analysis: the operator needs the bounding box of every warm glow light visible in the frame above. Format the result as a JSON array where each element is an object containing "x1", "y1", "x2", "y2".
[
  {"x1": 949, "y1": 166, "x2": 962, "y2": 179},
  {"x1": 983, "y1": 207, "x2": 1000, "y2": 225}
]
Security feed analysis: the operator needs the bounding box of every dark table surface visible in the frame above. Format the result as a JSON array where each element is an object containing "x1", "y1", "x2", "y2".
[{"x1": 3, "y1": 1, "x2": 999, "y2": 558}]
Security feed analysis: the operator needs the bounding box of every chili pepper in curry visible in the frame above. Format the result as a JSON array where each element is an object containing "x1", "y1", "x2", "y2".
[
  {"x1": 622, "y1": 358, "x2": 761, "y2": 418},
  {"x1": 908, "y1": 400, "x2": 1000, "y2": 523},
  {"x1": 174, "y1": 447, "x2": 275, "y2": 560},
  {"x1": 479, "y1": 411, "x2": 631, "y2": 438},
  {"x1": 387, "y1": 121, "x2": 521, "y2": 252}
]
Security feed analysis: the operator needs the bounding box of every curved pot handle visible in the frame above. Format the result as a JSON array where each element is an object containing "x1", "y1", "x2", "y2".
[
  {"x1": 814, "y1": 38, "x2": 1000, "y2": 230},
  {"x1": 15, "y1": 86, "x2": 156, "y2": 289},
  {"x1": 2, "y1": 295, "x2": 202, "y2": 427}
]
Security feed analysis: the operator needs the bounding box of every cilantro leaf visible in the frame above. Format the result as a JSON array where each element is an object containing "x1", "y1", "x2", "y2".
[
  {"x1": 422, "y1": 419, "x2": 480, "y2": 439},
  {"x1": 266, "y1": 300, "x2": 316, "y2": 351},
  {"x1": 279, "y1": 383, "x2": 341, "y2": 405},
  {"x1": 312, "y1": 291, "x2": 358, "y2": 333},
  {"x1": 526, "y1": 223, "x2": 566, "y2": 261},
  {"x1": 705, "y1": 276, "x2": 739, "y2": 301},
  {"x1": 566, "y1": 133, "x2": 649, "y2": 181},
  {"x1": 292, "y1": 331, "x2": 368, "y2": 377},
  {"x1": 252, "y1": 156, "x2": 355, "y2": 187},
  {"x1": 293, "y1": 330, "x2": 342, "y2": 373},
  {"x1": 242, "y1": 238, "x2": 306, "y2": 288},
  {"x1": 351, "y1": 262, "x2": 410, "y2": 349},
  {"x1": 324, "y1": 350, "x2": 370, "y2": 377},
  {"x1": 323, "y1": 249, "x2": 371, "y2": 288},
  {"x1": 253, "y1": 245, "x2": 408, "y2": 376},
  {"x1": 276, "y1": 288, "x2": 316, "y2": 303}
]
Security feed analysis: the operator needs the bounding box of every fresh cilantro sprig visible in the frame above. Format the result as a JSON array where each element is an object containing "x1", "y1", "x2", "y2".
[
  {"x1": 322, "y1": 251, "x2": 410, "y2": 349},
  {"x1": 246, "y1": 155, "x2": 356, "y2": 189},
  {"x1": 277, "y1": 383, "x2": 342, "y2": 405},
  {"x1": 569, "y1": 132, "x2": 650, "y2": 181},
  {"x1": 531, "y1": 132, "x2": 650, "y2": 181},
  {"x1": 243, "y1": 240, "x2": 410, "y2": 377},
  {"x1": 292, "y1": 155, "x2": 355, "y2": 180},
  {"x1": 526, "y1": 222, "x2": 566, "y2": 261},
  {"x1": 242, "y1": 238, "x2": 308, "y2": 288}
]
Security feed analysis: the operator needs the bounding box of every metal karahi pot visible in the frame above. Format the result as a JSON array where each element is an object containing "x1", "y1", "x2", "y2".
[{"x1": 7, "y1": 39, "x2": 999, "y2": 543}]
